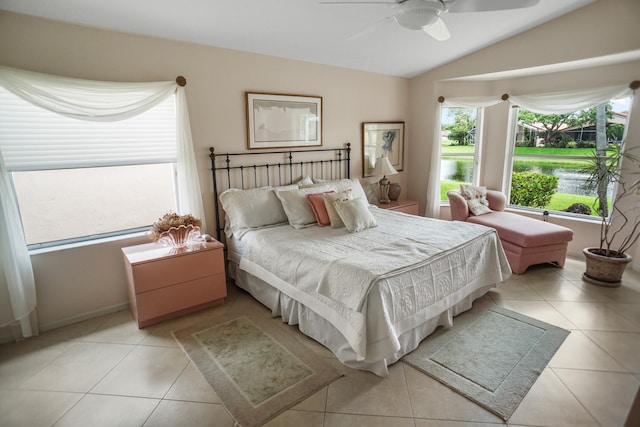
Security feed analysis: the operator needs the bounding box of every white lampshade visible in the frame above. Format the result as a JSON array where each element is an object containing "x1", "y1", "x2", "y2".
[{"x1": 370, "y1": 156, "x2": 398, "y2": 177}]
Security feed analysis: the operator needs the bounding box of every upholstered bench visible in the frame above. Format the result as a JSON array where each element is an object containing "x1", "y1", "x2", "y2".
[{"x1": 447, "y1": 189, "x2": 574, "y2": 274}]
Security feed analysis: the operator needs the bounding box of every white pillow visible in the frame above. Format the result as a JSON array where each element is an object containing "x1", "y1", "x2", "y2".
[
  {"x1": 219, "y1": 187, "x2": 288, "y2": 238},
  {"x1": 331, "y1": 179, "x2": 368, "y2": 202},
  {"x1": 460, "y1": 184, "x2": 492, "y2": 216},
  {"x1": 275, "y1": 185, "x2": 334, "y2": 228},
  {"x1": 333, "y1": 197, "x2": 378, "y2": 233},
  {"x1": 302, "y1": 178, "x2": 368, "y2": 202},
  {"x1": 361, "y1": 181, "x2": 379, "y2": 204},
  {"x1": 295, "y1": 176, "x2": 314, "y2": 186},
  {"x1": 323, "y1": 190, "x2": 353, "y2": 228}
]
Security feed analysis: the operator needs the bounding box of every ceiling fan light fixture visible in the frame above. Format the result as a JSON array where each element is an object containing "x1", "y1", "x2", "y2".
[{"x1": 395, "y1": 6, "x2": 441, "y2": 30}]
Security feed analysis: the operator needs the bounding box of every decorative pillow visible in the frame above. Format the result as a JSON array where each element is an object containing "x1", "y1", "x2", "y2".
[
  {"x1": 333, "y1": 197, "x2": 378, "y2": 233},
  {"x1": 306, "y1": 191, "x2": 335, "y2": 226},
  {"x1": 302, "y1": 178, "x2": 368, "y2": 202},
  {"x1": 219, "y1": 187, "x2": 288, "y2": 238},
  {"x1": 361, "y1": 181, "x2": 379, "y2": 204},
  {"x1": 275, "y1": 185, "x2": 334, "y2": 228},
  {"x1": 460, "y1": 184, "x2": 491, "y2": 216},
  {"x1": 331, "y1": 179, "x2": 368, "y2": 202},
  {"x1": 323, "y1": 190, "x2": 353, "y2": 228}
]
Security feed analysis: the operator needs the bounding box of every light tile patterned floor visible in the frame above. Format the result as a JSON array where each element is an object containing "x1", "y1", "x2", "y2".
[{"x1": 0, "y1": 257, "x2": 638, "y2": 427}]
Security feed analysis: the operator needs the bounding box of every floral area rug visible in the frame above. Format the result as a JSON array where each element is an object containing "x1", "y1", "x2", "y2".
[
  {"x1": 403, "y1": 305, "x2": 569, "y2": 421},
  {"x1": 172, "y1": 311, "x2": 342, "y2": 427}
]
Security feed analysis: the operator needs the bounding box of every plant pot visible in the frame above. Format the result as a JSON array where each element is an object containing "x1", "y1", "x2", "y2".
[{"x1": 582, "y1": 247, "x2": 632, "y2": 287}]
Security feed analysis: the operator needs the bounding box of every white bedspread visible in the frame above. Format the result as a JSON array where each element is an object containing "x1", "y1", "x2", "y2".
[{"x1": 238, "y1": 208, "x2": 511, "y2": 361}]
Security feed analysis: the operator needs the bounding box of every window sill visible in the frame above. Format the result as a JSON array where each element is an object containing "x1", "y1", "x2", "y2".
[
  {"x1": 502, "y1": 206, "x2": 602, "y2": 224},
  {"x1": 28, "y1": 231, "x2": 149, "y2": 255},
  {"x1": 440, "y1": 201, "x2": 602, "y2": 224}
]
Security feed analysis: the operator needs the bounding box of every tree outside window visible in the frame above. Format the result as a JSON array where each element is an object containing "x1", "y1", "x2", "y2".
[
  {"x1": 440, "y1": 107, "x2": 480, "y2": 200},
  {"x1": 507, "y1": 97, "x2": 630, "y2": 216}
]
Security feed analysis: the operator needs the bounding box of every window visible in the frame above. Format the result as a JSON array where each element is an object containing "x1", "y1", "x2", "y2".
[
  {"x1": 0, "y1": 88, "x2": 178, "y2": 247},
  {"x1": 440, "y1": 107, "x2": 482, "y2": 200},
  {"x1": 505, "y1": 97, "x2": 631, "y2": 217}
]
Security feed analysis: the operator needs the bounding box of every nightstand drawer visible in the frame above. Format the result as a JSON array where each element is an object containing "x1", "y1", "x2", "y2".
[
  {"x1": 136, "y1": 273, "x2": 226, "y2": 322},
  {"x1": 132, "y1": 248, "x2": 224, "y2": 293}
]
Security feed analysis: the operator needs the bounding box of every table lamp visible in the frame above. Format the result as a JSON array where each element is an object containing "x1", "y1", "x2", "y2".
[{"x1": 370, "y1": 156, "x2": 398, "y2": 204}]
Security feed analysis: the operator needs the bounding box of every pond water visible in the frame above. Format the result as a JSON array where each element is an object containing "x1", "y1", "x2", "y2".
[{"x1": 440, "y1": 159, "x2": 613, "y2": 196}]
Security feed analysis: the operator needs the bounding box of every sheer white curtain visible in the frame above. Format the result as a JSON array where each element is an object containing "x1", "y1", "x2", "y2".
[
  {"x1": 0, "y1": 148, "x2": 37, "y2": 340},
  {"x1": 509, "y1": 85, "x2": 632, "y2": 114},
  {"x1": 425, "y1": 96, "x2": 504, "y2": 218},
  {"x1": 0, "y1": 66, "x2": 205, "y2": 340}
]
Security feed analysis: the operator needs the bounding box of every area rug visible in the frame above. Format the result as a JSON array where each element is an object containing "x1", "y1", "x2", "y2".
[
  {"x1": 172, "y1": 312, "x2": 342, "y2": 427},
  {"x1": 402, "y1": 305, "x2": 570, "y2": 421}
]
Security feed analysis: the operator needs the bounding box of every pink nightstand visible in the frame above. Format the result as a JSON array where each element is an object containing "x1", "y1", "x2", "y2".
[
  {"x1": 122, "y1": 240, "x2": 226, "y2": 328},
  {"x1": 376, "y1": 199, "x2": 420, "y2": 215}
]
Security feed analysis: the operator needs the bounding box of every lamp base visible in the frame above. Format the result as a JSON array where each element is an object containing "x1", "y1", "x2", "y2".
[
  {"x1": 388, "y1": 183, "x2": 401, "y2": 201},
  {"x1": 379, "y1": 176, "x2": 390, "y2": 204}
]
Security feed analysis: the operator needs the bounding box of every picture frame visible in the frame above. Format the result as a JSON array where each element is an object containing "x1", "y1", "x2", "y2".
[
  {"x1": 246, "y1": 92, "x2": 323, "y2": 149},
  {"x1": 362, "y1": 122, "x2": 404, "y2": 177}
]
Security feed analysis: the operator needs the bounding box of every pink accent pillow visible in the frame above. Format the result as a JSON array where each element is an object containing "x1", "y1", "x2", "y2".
[{"x1": 306, "y1": 191, "x2": 335, "y2": 226}]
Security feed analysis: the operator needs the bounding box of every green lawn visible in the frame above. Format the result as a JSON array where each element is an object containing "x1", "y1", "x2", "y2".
[{"x1": 442, "y1": 143, "x2": 612, "y2": 160}]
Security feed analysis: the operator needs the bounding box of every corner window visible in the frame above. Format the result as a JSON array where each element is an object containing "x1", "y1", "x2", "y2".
[
  {"x1": 505, "y1": 97, "x2": 630, "y2": 217},
  {"x1": 440, "y1": 107, "x2": 482, "y2": 200}
]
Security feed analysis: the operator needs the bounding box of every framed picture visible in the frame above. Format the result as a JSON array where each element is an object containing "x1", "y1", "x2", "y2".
[
  {"x1": 246, "y1": 92, "x2": 322, "y2": 149},
  {"x1": 362, "y1": 122, "x2": 404, "y2": 177}
]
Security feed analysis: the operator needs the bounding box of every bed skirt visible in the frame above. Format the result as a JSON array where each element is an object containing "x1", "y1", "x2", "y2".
[{"x1": 228, "y1": 261, "x2": 494, "y2": 376}]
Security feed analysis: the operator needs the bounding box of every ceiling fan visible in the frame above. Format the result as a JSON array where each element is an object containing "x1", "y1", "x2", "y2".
[{"x1": 320, "y1": 0, "x2": 540, "y2": 41}]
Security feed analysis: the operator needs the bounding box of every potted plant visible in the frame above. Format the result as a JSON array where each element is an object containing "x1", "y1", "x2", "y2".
[
  {"x1": 581, "y1": 142, "x2": 640, "y2": 286},
  {"x1": 150, "y1": 212, "x2": 202, "y2": 248}
]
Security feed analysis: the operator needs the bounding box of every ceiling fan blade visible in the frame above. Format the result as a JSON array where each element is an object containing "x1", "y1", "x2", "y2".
[
  {"x1": 423, "y1": 17, "x2": 450, "y2": 41},
  {"x1": 319, "y1": 1, "x2": 401, "y2": 4},
  {"x1": 448, "y1": 0, "x2": 540, "y2": 13},
  {"x1": 347, "y1": 16, "x2": 394, "y2": 40}
]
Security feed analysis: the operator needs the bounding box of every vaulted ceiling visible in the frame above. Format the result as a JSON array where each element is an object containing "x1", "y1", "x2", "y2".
[{"x1": 0, "y1": 0, "x2": 596, "y2": 78}]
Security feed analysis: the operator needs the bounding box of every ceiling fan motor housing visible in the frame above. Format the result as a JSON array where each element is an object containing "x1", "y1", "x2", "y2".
[{"x1": 395, "y1": 5, "x2": 443, "y2": 30}]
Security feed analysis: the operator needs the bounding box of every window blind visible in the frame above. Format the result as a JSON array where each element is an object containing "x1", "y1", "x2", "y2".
[{"x1": 0, "y1": 88, "x2": 177, "y2": 171}]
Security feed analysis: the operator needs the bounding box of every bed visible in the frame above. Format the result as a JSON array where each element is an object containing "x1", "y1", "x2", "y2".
[{"x1": 209, "y1": 144, "x2": 511, "y2": 376}]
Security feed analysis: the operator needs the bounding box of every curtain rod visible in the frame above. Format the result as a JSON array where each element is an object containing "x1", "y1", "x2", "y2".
[
  {"x1": 437, "y1": 94, "x2": 509, "y2": 103},
  {"x1": 176, "y1": 76, "x2": 186, "y2": 87}
]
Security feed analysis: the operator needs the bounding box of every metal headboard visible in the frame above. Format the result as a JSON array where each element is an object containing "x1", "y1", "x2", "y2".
[{"x1": 209, "y1": 143, "x2": 351, "y2": 244}]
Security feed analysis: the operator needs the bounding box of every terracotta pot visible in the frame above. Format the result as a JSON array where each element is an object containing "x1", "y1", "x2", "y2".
[
  {"x1": 388, "y1": 183, "x2": 401, "y2": 201},
  {"x1": 582, "y1": 247, "x2": 632, "y2": 287}
]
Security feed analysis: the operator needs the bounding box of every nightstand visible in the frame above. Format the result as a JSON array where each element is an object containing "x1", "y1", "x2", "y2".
[
  {"x1": 376, "y1": 199, "x2": 420, "y2": 215},
  {"x1": 122, "y1": 240, "x2": 226, "y2": 328}
]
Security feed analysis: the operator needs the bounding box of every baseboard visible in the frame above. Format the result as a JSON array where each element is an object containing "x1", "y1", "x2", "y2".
[
  {"x1": 0, "y1": 302, "x2": 130, "y2": 344},
  {"x1": 39, "y1": 302, "x2": 130, "y2": 333}
]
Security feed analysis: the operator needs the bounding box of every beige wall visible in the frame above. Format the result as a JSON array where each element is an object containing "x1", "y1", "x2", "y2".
[
  {"x1": 1, "y1": 0, "x2": 639, "y2": 330},
  {"x1": 0, "y1": 11, "x2": 410, "y2": 329}
]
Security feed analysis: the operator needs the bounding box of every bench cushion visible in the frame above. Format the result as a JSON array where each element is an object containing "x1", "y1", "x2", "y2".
[{"x1": 467, "y1": 211, "x2": 573, "y2": 247}]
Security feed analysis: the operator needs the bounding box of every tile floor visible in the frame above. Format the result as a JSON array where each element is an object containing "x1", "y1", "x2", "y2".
[{"x1": 1, "y1": 256, "x2": 639, "y2": 427}]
